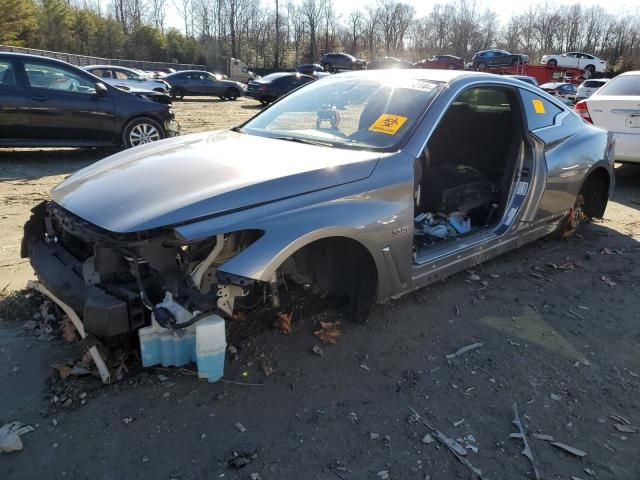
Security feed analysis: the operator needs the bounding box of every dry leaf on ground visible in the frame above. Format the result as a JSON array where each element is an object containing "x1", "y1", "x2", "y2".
[
  {"x1": 274, "y1": 312, "x2": 292, "y2": 334},
  {"x1": 232, "y1": 311, "x2": 246, "y2": 322},
  {"x1": 52, "y1": 364, "x2": 73, "y2": 379},
  {"x1": 314, "y1": 321, "x2": 342, "y2": 344},
  {"x1": 61, "y1": 317, "x2": 79, "y2": 342}
]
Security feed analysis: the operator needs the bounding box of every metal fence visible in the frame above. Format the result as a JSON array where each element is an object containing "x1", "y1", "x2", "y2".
[{"x1": 0, "y1": 45, "x2": 205, "y2": 71}]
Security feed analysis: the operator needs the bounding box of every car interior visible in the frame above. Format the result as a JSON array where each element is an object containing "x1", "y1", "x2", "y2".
[{"x1": 413, "y1": 86, "x2": 524, "y2": 254}]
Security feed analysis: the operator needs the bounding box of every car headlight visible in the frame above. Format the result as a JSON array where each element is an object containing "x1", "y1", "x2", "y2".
[{"x1": 166, "y1": 119, "x2": 181, "y2": 136}]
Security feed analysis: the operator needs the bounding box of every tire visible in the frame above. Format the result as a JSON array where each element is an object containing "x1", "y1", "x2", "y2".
[
  {"x1": 122, "y1": 117, "x2": 165, "y2": 149},
  {"x1": 170, "y1": 86, "x2": 185, "y2": 100},
  {"x1": 584, "y1": 64, "x2": 595, "y2": 74},
  {"x1": 322, "y1": 63, "x2": 332, "y2": 73},
  {"x1": 547, "y1": 59, "x2": 558, "y2": 68},
  {"x1": 225, "y1": 88, "x2": 239, "y2": 101},
  {"x1": 476, "y1": 62, "x2": 487, "y2": 71},
  {"x1": 448, "y1": 63, "x2": 456, "y2": 69}
]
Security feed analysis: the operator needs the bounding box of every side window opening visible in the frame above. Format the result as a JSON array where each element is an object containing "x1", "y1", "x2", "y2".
[
  {"x1": 24, "y1": 62, "x2": 96, "y2": 94},
  {"x1": 0, "y1": 60, "x2": 17, "y2": 86},
  {"x1": 414, "y1": 86, "x2": 525, "y2": 253}
]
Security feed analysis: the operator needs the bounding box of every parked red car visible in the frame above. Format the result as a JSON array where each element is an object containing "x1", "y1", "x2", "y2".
[{"x1": 415, "y1": 55, "x2": 464, "y2": 70}]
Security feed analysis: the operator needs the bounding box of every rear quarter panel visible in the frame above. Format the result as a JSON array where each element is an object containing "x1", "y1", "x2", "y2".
[{"x1": 534, "y1": 113, "x2": 612, "y2": 220}]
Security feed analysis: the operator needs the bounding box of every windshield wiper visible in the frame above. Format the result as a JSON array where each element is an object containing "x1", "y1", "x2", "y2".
[{"x1": 271, "y1": 136, "x2": 333, "y2": 147}]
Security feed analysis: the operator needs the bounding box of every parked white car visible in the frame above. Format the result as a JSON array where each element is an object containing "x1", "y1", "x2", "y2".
[
  {"x1": 575, "y1": 71, "x2": 640, "y2": 163},
  {"x1": 576, "y1": 79, "x2": 609, "y2": 101},
  {"x1": 83, "y1": 65, "x2": 170, "y2": 92},
  {"x1": 540, "y1": 52, "x2": 607, "y2": 74}
]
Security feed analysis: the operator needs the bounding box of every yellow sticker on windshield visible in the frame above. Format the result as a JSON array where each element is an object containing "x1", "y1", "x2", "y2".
[
  {"x1": 532, "y1": 99, "x2": 546, "y2": 114},
  {"x1": 369, "y1": 114, "x2": 408, "y2": 135}
]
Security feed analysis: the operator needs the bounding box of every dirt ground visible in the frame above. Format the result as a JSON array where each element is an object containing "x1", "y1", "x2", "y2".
[{"x1": 1, "y1": 97, "x2": 639, "y2": 480}]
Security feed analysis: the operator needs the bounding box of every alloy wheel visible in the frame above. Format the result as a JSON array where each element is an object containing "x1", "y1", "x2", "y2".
[{"x1": 129, "y1": 123, "x2": 161, "y2": 146}]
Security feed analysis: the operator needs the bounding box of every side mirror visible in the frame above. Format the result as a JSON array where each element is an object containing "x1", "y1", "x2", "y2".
[{"x1": 95, "y1": 82, "x2": 108, "y2": 96}]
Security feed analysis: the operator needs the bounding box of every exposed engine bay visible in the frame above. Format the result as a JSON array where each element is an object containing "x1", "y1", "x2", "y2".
[{"x1": 22, "y1": 201, "x2": 270, "y2": 340}]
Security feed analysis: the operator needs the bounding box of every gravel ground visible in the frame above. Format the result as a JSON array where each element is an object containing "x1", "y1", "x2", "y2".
[{"x1": 1, "y1": 97, "x2": 639, "y2": 480}]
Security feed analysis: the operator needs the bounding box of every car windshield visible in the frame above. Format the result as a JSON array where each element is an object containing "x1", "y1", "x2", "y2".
[
  {"x1": 241, "y1": 75, "x2": 443, "y2": 151},
  {"x1": 596, "y1": 75, "x2": 640, "y2": 96}
]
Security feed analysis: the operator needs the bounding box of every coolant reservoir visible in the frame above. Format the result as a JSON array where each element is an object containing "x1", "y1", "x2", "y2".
[{"x1": 138, "y1": 314, "x2": 226, "y2": 382}]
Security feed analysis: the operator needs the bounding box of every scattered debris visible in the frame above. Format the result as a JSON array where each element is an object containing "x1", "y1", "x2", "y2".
[
  {"x1": 377, "y1": 471, "x2": 390, "y2": 479},
  {"x1": 600, "y1": 275, "x2": 616, "y2": 287},
  {"x1": 360, "y1": 363, "x2": 370, "y2": 371},
  {"x1": 313, "y1": 321, "x2": 342, "y2": 344},
  {"x1": 613, "y1": 424, "x2": 638, "y2": 433},
  {"x1": 61, "y1": 317, "x2": 79, "y2": 342},
  {"x1": 453, "y1": 419, "x2": 465, "y2": 427},
  {"x1": 234, "y1": 422, "x2": 246, "y2": 433},
  {"x1": 550, "y1": 393, "x2": 562, "y2": 401},
  {"x1": 370, "y1": 432, "x2": 380, "y2": 440},
  {"x1": 568, "y1": 309, "x2": 583, "y2": 319},
  {"x1": 249, "y1": 473, "x2": 262, "y2": 480},
  {"x1": 422, "y1": 433, "x2": 435, "y2": 444},
  {"x1": 464, "y1": 434, "x2": 479, "y2": 453},
  {"x1": 550, "y1": 441, "x2": 586, "y2": 458},
  {"x1": 311, "y1": 345, "x2": 323, "y2": 357},
  {"x1": 274, "y1": 312, "x2": 292, "y2": 334},
  {"x1": 260, "y1": 361, "x2": 274, "y2": 377},
  {"x1": 600, "y1": 247, "x2": 623, "y2": 255},
  {"x1": 446, "y1": 342, "x2": 483, "y2": 359},
  {"x1": 610, "y1": 414, "x2": 631, "y2": 425},
  {"x1": 121, "y1": 417, "x2": 134, "y2": 424},
  {"x1": 348, "y1": 412, "x2": 359, "y2": 423},
  {"x1": 157, "y1": 374, "x2": 169, "y2": 382},
  {"x1": 409, "y1": 406, "x2": 486, "y2": 479},
  {"x1": 509, "y1": 403, "x2": 540, "y2": 480},
  {"x1": 467, "y1": 273, "x2": 481, "y2": 282},
  {"x1": 0, "y1": 422, "x2": 34, "y2": 453},
  {"x1": 532, "y1": 433, "x2": 554, "y2": 441}
]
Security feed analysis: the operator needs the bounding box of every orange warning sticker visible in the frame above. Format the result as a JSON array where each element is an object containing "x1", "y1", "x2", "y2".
[
  {"x1": 532, "y1": 99, "x2": 546, "y2": 114},
  {"x1": 369, "y1": 114, "x2": 408, "y2": 135}
]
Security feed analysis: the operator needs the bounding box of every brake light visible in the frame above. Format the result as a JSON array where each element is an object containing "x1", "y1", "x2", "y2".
[{"x1": 574, "y1": 100, "x2": 593, "y2": 124}]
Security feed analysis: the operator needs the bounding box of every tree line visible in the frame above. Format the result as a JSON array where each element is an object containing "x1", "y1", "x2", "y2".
[{"x1": 1, "y1": 0, "x2": 639, "y2": 72}]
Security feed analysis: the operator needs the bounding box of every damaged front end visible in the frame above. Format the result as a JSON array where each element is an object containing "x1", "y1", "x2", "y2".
[{"x1": 22, "y1": 201, "x2": 266, "y2": 380}]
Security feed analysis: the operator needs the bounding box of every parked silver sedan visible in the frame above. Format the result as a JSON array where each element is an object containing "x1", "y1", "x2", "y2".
[
  {"x1": 23, "y1": 70, "x2": 614, "y2": 341},
  {"x1": 83, "y1": 65, "x2": 170, "y2": 92}
]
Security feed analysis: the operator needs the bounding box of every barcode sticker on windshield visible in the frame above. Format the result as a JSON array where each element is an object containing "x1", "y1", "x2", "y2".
[
  {"x1": 532, "y1": 99, "x2": 545, "y2": 114},
  {"x1": 369, "y1": 114, "x2": 408, "y2": 135}
]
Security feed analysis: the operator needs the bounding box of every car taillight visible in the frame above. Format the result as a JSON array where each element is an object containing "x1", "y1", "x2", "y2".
[{"x1": 574, "y1": 100, "x2": 593, "y2": 124}]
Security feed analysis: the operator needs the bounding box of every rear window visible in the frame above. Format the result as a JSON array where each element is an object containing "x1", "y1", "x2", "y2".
[
  {"x1": 520, "y1": 89, "x2": 563, "y2": 131},
  {"x1": 0, "y1": 60, "x2": 17, "y2": 86},
  {"x1": 583, "y1": 80, "x2": 606, "y2": 88},
  {"x1": 596, "y1": 75, "x2": 640, "y2": 96}
]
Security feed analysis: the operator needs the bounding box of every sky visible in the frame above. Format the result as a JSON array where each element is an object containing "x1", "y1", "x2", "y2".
[{"x1": 152, "y1": 0, "x2": 633, "y2": 33}]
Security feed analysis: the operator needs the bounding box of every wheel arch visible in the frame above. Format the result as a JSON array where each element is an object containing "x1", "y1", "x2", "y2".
[{"x1": 580, "y1": 165, "x2": 611, "y2": 218}]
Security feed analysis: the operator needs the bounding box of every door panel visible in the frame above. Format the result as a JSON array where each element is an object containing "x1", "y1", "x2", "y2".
[
  {"x1": 24, "y1": 60, "x2": 117, "y2": 143},
  {"x1": 0, "y1": 58, "x2": 30, "y2": 139}
]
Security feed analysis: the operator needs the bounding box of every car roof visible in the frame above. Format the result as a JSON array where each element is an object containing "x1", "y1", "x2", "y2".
[
  {"x1": 540, "y1": 82, "x2": 571, "y2": 87},
  {"x1": 331, "y1": 69, "x2": 499, "y2": 84},
  {"x1": 84, "y1": 65, "x2": 139, "y2": 72}
]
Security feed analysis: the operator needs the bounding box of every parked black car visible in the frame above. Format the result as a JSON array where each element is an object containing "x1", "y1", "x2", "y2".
[
  {"x1": 367, "y1": 57, "x2": 414, "y2": 70},
  {"x1": 320, "y1": 53, "x2": 366, "y2": 72},
  {"x1": 164, "y1": 70, "x2": 245, "y2": 100},
  {"x1": 0, "y1": 53, "x2": 179, "y2": 148},
  {"x1": 296, "y1": 63, "x2": 330, "y2": 78},
  {"x1": 245, "y1": 72, "x2": 315, "y2": 105},
  {"x1": 471, "y1": 49, "x2": 529, "y2": 70}
]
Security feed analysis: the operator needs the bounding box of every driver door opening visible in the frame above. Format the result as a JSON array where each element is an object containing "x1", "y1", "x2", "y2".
[{"x1": 413, "y1": 85, "x2": 527, "y2": 257}]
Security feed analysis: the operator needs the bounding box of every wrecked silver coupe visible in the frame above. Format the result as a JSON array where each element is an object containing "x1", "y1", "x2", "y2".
[{"x1": 22, "y1": 70, "x2": 613, "y2": 376}]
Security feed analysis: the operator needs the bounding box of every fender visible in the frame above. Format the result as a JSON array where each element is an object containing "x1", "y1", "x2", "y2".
[{"x1": 174, "y1": 168, "x2": 415, "y2": 301}]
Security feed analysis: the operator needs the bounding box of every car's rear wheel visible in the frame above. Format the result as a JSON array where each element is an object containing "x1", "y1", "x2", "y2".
[
  {"x1": 476, "y1": 61, "x2": 487, "y2": 71},
  {"x1": 584, "y1": 64, "x2": 595, "y2": 74},
  {"x1": 123, "y1": 117, "x2": 165, "y2": 148},
  {"x1": 170, "y1": 86, "x2": 185, "y2": 100},
  {"x1": 547, "y1": 59, "x2": 558, "y2": 68},
  {"x1": 225, "y1": 88, "x2": 239, "y2": 101}
]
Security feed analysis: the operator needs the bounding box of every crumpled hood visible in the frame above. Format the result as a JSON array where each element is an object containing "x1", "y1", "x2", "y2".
[{"x1": 52, "y1": 130, "x2": 380, "y2": 233}]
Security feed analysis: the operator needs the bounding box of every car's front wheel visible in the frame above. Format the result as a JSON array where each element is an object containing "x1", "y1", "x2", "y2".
[
  {"x1": 322, "y1": 63, "x2": 332, "y2": 73},
  {"x1": 547, "y1": 59, "x2": 558, "y2": 68},
  {"x1": 122, "y1": 117, "x2": 165, "y2": 148},
  {"x1": 225, "y1": 88, "x2": 239, "y2": 101},
  {"x1": 476, "y1": 61, "x2": 487, "y2": 71},
  {"x1": 170, "y1": 86, "x2": 185, "y2": 100}
]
